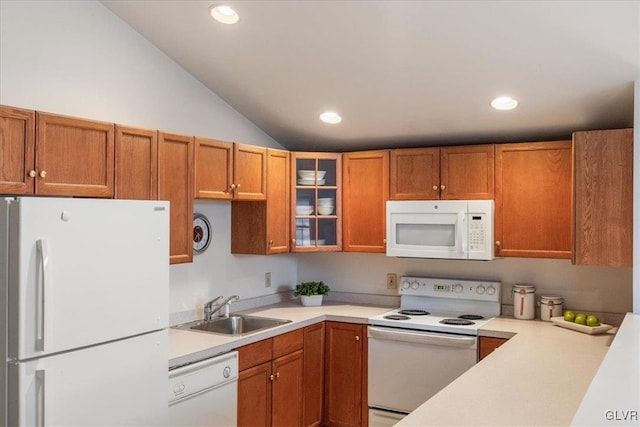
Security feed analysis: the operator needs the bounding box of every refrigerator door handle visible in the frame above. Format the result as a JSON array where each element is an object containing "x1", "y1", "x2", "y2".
[
  {"x1": 36, "y1": 239, "x2": 49, "y2": 352},
  {"x1": 36, "y1": 369, "x2": 46, "y2": 427}
]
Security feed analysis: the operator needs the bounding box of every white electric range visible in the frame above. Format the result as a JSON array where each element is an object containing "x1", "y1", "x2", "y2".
[
  {"x1": 367, "y1": 276, "x2": 502, "y2": 426},
  {"x1": 369, "y1": 276, "x2": 501, "y2": 335}
]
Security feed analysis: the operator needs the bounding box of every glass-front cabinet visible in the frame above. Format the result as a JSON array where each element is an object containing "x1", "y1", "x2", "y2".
[{"x1": 291, "y1": 152, "x2": 342, "y2": 252}]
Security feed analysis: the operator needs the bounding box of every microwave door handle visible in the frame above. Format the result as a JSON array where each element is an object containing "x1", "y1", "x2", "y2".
[{"x1": 458, "y1": 212, "x2": 466, "y2": 254}]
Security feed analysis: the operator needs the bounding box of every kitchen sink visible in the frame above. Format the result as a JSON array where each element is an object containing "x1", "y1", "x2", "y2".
[{"x1": 174, "y1": 314, "x2": 291, "y2": 336}]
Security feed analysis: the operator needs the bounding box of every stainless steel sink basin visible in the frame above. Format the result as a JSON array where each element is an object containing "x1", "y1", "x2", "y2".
[{"x1": 174, "y1": 314, "x2": 291, "y2": 336}]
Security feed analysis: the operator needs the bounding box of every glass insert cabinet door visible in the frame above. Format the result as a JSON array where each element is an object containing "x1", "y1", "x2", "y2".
[{"x1": 291, "y1": 152, "x2": 342, "y2": 252}]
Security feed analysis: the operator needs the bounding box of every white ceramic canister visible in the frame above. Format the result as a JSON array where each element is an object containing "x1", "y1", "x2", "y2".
[
  {"x1": 539, "y1": 296, "x2": 564, "y2": 321},
  {"x1": 513, "y1": 285, "x2": 536, "y2": 320}
]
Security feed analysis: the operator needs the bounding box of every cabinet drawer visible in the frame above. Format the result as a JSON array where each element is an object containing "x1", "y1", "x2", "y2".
[
  {"x1": 273, "y1": 329, "x2": 303, "y2": 358},
  {"x1": 238, "y1": 338, "x2": 273, "y2": 371}
]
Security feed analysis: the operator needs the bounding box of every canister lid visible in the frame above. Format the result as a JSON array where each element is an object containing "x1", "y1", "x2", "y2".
[
  {"x1": 540, "y1": 295, "x2": 563, "y2": 303},
  {"x1": 512, "y1": 285, "x2": 536, "y2": 293}
]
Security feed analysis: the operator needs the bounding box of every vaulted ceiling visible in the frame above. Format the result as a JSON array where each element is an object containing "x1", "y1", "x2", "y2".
[{"x1": 102, "y1": 1, "x2": 640, "y2": 151}]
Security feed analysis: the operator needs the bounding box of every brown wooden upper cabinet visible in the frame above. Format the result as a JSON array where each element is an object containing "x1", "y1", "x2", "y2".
[
  {"x1": 0, "y1": 105, "x2": 35, "y2": 194},
  {"x1": 573, "y1": 128, "x2": 633, "y2": 267},
  {"x1": 195, "y1": 140, "x2": 266, "y2": 200},
  {"x1": 159, "y1": 131, "x2": 194, "y2": 264},
  {"x1": 37, "y1": 112, "x2": 115, "y2": 197},
  {"x1": 0, "y1": 107, "x2": 115, "y2": 197},
  {"x1": 115, "y1": 125, "x2": 158, "y2": 200},
  {"x1": 495, "y1": 141, "x2": 573, "y2": 259},
  {"x1": 343, "y1": 150, "x2": 389, "y2": 253},
  {"x1": 194, "y1": 137, "x2": 234, "y2": 199},
  {"x1": 390, "y1": 144, "x2": 494, "y2": 200},
  {"x1": 291, "y1": 152, "x2": 342, "y2": 252},
  {"x1": 231, "y1": 148, "x2": 290, "y2": 255}
]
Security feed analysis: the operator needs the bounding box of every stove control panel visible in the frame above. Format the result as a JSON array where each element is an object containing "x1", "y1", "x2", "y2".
[{"x1": 399, "y1": 276, "x2": 501, "y2": 302}]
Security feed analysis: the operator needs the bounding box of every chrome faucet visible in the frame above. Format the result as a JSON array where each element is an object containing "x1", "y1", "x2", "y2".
[
  {"x1": 204, "y1": 295, "x2": 240, "y2": 320},
  {"x1": 203, "y1": 296, "x2": 223, "y2": 321}
]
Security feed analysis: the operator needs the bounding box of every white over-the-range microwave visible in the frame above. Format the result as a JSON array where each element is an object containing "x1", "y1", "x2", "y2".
[{"x1": 386, "y1": 200, "x2": 494, "y2": 260}]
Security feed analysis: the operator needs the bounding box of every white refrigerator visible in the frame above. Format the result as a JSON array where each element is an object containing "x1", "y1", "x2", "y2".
[{"x1": 1, "y1": 197, "x2": 170, "y2": 426}]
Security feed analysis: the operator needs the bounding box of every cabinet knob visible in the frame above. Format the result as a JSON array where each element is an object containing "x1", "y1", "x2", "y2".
[
  {"x1": 28, "y1": 170, "x2": 37, "y2": 178},
  {"x1": 230, "y1": 184, "x2": 236, "y2": 190},
  {"x1": 440, "y1": 184, "x2": 446, "y2": 191},
  {"x1": 39, "y1": 170, "x2": 47, "y2": 178},
  {"x1": 292, "y1": 239, "x2": 296, "y2": 244},
  {"x1": 269, "y1": 240, "x2": 274, "y2": 246},
  {"x1": 269, "y1": 374, "x2": 275, "y2": 381},
  {"x1": 276, "y1": 372, "x2": 280, "y2": 379},
  {"x1": 383, "y1": 238, "x2": 386, "y2": 244},
  {"x1": 355, "y1": 335, "x2": 360, "y2": 341},
  {"x1": 236, "y1": 183, "x2": 241, "y2": 189},
  {"x1": 432, "y1": 185, "x2": 438, "y2": 191},
  {"x1": 495, "y1": 240, "x2": 501, "y2": 247}
]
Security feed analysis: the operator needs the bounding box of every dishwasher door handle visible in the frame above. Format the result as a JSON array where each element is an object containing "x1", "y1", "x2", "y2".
[{"x1": 368, "y1": 326, "x2": 476, "y2": 347}]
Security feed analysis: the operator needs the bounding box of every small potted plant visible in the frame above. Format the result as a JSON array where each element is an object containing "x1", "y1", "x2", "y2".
[{"x1": 294, "y1": 281, "x2": 330, "y2": 307}]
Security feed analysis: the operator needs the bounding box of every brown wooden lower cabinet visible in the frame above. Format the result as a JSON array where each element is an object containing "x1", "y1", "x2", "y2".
[
  {"x1": 237, "y1": 329, "x2": 304, "y2": 427},
  {"x1": 237, "y1": 322, "x2": 367, "y2": 427},
  {"x1": 303, "y1": 323, "x2": 325, "y2": 427},
  {"x1": 238, "y1": 361, "x2": 273, "y2": 426},
  {"x1": 324, "y1": 321, "x2": 367, "y2": 427},
  {"x1": 478, "y1": 336, "x2": 508, "y2": 361}
]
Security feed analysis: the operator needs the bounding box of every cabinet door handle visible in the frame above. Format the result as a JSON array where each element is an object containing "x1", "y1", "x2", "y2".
[
  {"x1": 236, "y1": 183, "x2": 241, "y2": 189},
  {"x1": 495, "y1": 240, "x2": 501, "y2": 247},
  {"x1": 383, "y1": 238, "x2": 386, "y2": 244},
  {"x1": 29, "y1": 170, "x2": 37, "y2": 178},
  {"x1": 432, "y1": 185, "x2": 438, "y2": 191},
  {"x1": 229, "y1": 184, "x2": 236, "y2": 190},
  {"x1": 269, "y1": 240, "x2": 274, "y2": 246},
  {"x1": 355, "y1": 335, "x2": 360, "y2": 341},
  {"x1": 39, "y1": 170, "x2": 47, "y2": 178},
  {"x1": 291, "y1": 239, "x2": 296, "y2": 244},
  {"x1": 440, "y1": 184, "x2": 446, "y2": 191},
  {"x1": 269, "y1": 374, "x2": 275, "y2": 381},
  {"x1": 276, "y1": 372, "x2": 280, "y2": 379}
]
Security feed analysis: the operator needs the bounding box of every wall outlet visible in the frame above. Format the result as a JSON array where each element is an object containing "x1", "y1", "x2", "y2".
[
  {"x1": 265, "y1": 272, "x2": 271, "y2": 287},
  {"x1": 387, "y1": 273, "x2": 398, "y2": 289}
]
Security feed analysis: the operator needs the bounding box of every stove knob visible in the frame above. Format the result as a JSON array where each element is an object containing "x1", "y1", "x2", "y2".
[
  {"x1": 454, "y1": 284, "x2": 463, "y2": 293},
  {"x1": 402, "y1": 280, "x2": 411, "y2": 290},
  {"x1": 411, "y1": 281, "x2": 420, "y2": 290},
  {"x1": 486, "y1": 285, "x2": 496, "y2": 296},
  {"x1": 476, "y1": 285, "x2": 486, "y2": 295}
]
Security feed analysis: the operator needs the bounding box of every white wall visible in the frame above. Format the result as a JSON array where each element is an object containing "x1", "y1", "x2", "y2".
[
  {"x1": 0, "y1": 0, "x2": 282, "y2": 147},
  {"x1": 0, "y1": 0, "x2": 297, "y2": 315},
  {"x1": 298, "y1": 253, "x2": 633, "y2": 314}
]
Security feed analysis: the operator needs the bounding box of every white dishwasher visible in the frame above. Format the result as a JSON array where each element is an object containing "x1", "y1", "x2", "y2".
[{"x1": 168, "y1": 351, "x2": 238, "y2": 426}]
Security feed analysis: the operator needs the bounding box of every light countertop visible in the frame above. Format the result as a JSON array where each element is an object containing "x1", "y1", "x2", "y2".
[
  {"x1": 169, "y1": 302, "x2": 389, "y2": 369},
  {"x1": 571, "y1": 313, "x2": 640, "y2": 426},
  {"x1": 169, "y1": 303, "x2": 638, "y2": 426},
  {"x1": 396, "y1": 316, "x2": 621, "y2": 426}
]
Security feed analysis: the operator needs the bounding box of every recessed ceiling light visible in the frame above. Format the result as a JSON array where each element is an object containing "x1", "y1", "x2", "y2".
[
  {"x1": 491, "y1": 96, "x2": 518, "y2": 110},
  {"x1": 320, "y1": 111, "x2": 342, "y2": 124},
  {"x1": 209, "y1": 4, "x2": 239, "y2": 24}
]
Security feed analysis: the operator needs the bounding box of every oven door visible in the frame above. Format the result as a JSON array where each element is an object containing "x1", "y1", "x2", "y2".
[{"x1": 367, "y1": 326, "x2": 477, "y2": 417}]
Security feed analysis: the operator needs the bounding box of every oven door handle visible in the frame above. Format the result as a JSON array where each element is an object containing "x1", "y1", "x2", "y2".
[{"x1": 368, "y1": 326, "x2": 476, "y2": 347}]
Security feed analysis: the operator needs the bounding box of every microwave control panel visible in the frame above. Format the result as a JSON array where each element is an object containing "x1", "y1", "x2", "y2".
[{"x1": 468, "y1": 213, "x2": 486, "y2": 251}]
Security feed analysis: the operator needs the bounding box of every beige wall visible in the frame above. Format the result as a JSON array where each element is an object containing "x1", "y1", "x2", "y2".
[{"x1": 298, "y1": 252, "x2": 633, "y2": 314}]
